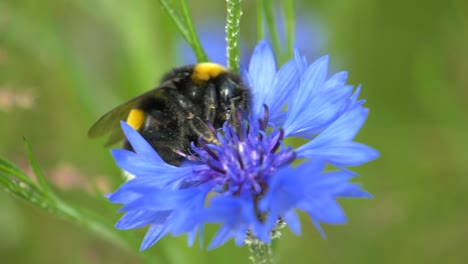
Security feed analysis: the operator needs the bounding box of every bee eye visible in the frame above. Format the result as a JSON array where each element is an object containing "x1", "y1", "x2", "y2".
[{"x1": 220, "y1": 79, "x2": 236, "y2": 105}]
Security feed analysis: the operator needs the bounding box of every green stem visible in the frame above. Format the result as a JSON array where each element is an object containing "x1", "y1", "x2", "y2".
[
  {"x1": 283, "y1": 1, "x2": 295, "y2": 60},
  {"x1": 55, "y1": 200, "x2": 131, "y2": 253},
  {"x1": 180, "y1": 0, "x2": 209, "y2": 62},
  {"x1": 248, "y1": 241, "x2": 274, "y2": 264},
  {"x1": 55, "y1": 200, "x2": 165, "y2": 263},
  {"x1": 226, "y1": 0, "x2": 243, "y2": 73}
]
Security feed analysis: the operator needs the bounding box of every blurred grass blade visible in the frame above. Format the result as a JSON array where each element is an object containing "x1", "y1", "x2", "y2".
[
  {"x1": 159, "y1": 0, "x2": 189, "y2": 38},
  {"x1": 256, "y1": 0, "x2": 265, "y2": 42},
  {"x1": 262, "y1": 0, "x2": 280, "y2": 60},
  {"x1": 0, "y1": 156, "x2": 35, "y2": 186},
  {"x1": 226, "y1": 0, "x2": 243, "y2": 72},
  {"x1": 0, "y1": 156, "x2": 56, "y2": 213},
  {"x1": 282, "y1": 1, "x2": 295, "y2": 60},
  {"x1": 0, "y1": 155, "x2": 157, "y2": 262},
  {"x1": 23, "y1": 138, "x2": 55, "y2": 195},
  {"x1": 159, "y1": 0, "x2": 208, "y2": 62},
  {"x1": 180, "y1": 0, "x2": 208, "y2": 62}
]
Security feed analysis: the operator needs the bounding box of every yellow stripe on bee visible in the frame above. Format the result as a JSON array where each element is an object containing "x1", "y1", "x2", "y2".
[
  {"x1": 191, "y1": 63, "x2": 227, "y2": 83},
  {"x1": 126, "y1": 109, "x2": 145, "y2": 130}
]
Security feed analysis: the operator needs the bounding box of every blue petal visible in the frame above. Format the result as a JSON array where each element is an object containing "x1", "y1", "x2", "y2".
[
  {"x1": 140, "y1": 223, "x2": 170, "y2": 250},
  {"x1": 284, "y1": 85, "x2": 354, "y2": 137},
  {"x1": 187, "y1": 228, "x2": 198, "y2": 247},
  {"x1": 301, "y1": 196, "x2": 347, "y2": 224},
  {"x1": 203, "y1": 196, "x2": 243, "y2": 248},
  {"x1": 249, "y1": 41, "x2": 277, "y2": 117},
  {"x1": 112, "y1": 149, "x2": 182, "y2": 176},
  {"x1": 293, "y1": 48, "x2": 308, "y2": 74},
  {"x1": 335, "y1": 184, "x2": 373, "y2": 199},
  {"x1": 198, "y1": 225, "x2": 205, "y2": 249},
  {"x1": 169, "y1": 186, "x2": 213, "y2": 235},
  {"x1": 121, "y1": 184, "x2": 212, "y2": 212},
  {"x1": 307, "y1": 171, "x2": 356, "y2": 189},
  {"x1": 124, "y1": 185, "x2": 213, "y2": 250},
  {"x1": 109, "y1": 178, "x2": 183, "y2": 206},
  {"x1": 311, "y1": 172, "x2": 368, "y2": 197},
  {"x1": 298, "y1": 142, "x2": 380, "y2": 166},
  {"x1": 208, "y1": 224, "x2": 234, "y2": 250},
  {"x1": 311, "y1": 218, "x2": 327, "y2": 238},
  {"x1": 283, "y1": 210, "x2": 301, "y2": 235},
  {"x1": 301, "y1": 55, "x2": 329, "y2": 95},
  {"x1": 263, "y1": 59, "x2": 300, "y2": 124},
  {"x1": 203, "y1": 195, "x2": 266, "y2": 249},
  {"x1": 263, "y1": 204, "x2": 281, "y2": 237},
  {"x1": 324, "y1": 71, "x2": 348, "y2": 90},
  {"x1": 314, "y1": 104, "x2": 369, "y2": 143},
  {"x1": 260, "y1": 167, "x2": 302, "y2": 212},
  {"x1": 116, "y1": 211, "x2": 168, "y2": 229},
  {"x1": 295, "y1": 102, "x2": 379, "y2": 166},
  {"x1": 241, "y1": 66, "x2": 252, "y2": 88},
  {"x1": 107, "y1": 188, "x2": 142, "y2": 204},
  {"x1": 348, "y1": 85, "x2": 363, "y2": 105},
  {"x1": 111, "y1": 149, "x2": 195, "y2": 188},
  {"x1": 234, "y1": 226, "x2": 248, "y2": 246},
  {"x1": 283, "y1": 56, "x2": 331, "y2": 134},
  {"x1": 259, "y1": 166, "x2": 310, "y2": 236},
  {"x1": 120, "y1": 121, "x2": 164, "y2": 163}
]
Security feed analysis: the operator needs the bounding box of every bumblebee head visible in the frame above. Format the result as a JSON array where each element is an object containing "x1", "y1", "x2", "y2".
[{"x1": 217, "y1": 74, "x2": 250, "y2": 123}]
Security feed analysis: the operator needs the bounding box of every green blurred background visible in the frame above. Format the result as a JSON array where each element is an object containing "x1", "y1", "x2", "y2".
[{"x1": 1, "y1": 0, "x2": 467, "y2": 263}]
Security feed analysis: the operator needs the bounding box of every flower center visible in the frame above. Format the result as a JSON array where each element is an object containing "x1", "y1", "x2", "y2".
[{"x1": 191, "y1": 107, "x2": 296, "y2": 196}]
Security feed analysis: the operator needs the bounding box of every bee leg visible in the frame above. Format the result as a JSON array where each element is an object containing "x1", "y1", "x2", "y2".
[
  {"x1": 187, "y1": 114, "x2": 219, "y2": 144},
  {"x1": 228, "y1": 87, "x2": 251, "y2": 135},
  {"x1": 229, "y1": 96, "x2": 242, "y2": 134},
  {"x1": 133, "y1": 113, "x2": 186, "y2": 166},
  {"x1": 203, "y1": 83, "x2": 217, "y2": 124}
]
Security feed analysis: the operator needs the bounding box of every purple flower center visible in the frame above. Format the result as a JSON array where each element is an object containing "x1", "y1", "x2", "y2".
[{"x1": 190, "y1": 107, "x2": 296, "y2": 197}]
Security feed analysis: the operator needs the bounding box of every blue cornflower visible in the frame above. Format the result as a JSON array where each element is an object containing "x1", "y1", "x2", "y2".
[{"x1": 108, "y1": 41, "x2": 379, "y2": 250}]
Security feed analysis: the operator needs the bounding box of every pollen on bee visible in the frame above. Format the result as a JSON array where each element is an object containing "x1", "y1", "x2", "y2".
[
  {"x1": 191, "y1": 62, "x2": 227, "y2": 83},
  {"x1": 126, "y1": 109, "x2": 145, "y2": 130}
]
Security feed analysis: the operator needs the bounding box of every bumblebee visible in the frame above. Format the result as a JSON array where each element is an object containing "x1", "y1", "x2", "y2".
[{"x1": 88, "y1": 63, "x2": 250, "y2": 166}]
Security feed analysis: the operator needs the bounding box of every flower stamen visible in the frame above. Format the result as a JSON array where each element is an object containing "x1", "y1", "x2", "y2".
[
  {"x1": 193, "y1": 116, "x2": 296, "y2": 201},
  {"x1": 198, "y1": 137, "x2": 219, "y2": 161}
]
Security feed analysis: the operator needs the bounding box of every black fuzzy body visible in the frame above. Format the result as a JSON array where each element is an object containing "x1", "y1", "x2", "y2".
[{"x1": 124, "y1": 65, "x2": 250, "y2": 166}]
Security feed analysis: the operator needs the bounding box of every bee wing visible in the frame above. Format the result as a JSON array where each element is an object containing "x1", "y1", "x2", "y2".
[
  {"x1": 104, "y1": 126, "x2": 126, "y2": 147},
  {"x1": 88, "y1": 80, "x2": 175, "y2": 146},
  {"x1": 87, "y1": 96, "x2": 142, "y2": 140}
]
